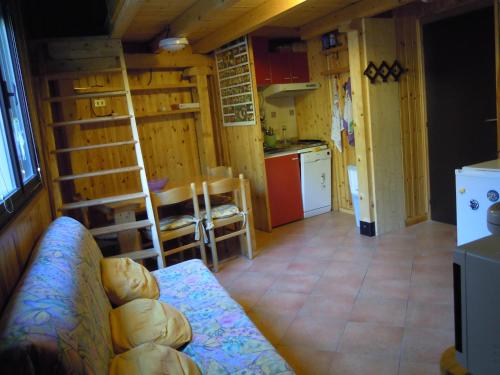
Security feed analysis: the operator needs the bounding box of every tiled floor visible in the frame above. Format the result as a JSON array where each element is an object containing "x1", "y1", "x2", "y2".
[{"x1": 214, "y1": 212, "x2": 456, "y2": 375}]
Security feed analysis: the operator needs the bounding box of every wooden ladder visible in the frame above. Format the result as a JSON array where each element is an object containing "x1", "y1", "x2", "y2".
[{"x1": 35, "y1": 37, "x2": 164, "y2": 268}]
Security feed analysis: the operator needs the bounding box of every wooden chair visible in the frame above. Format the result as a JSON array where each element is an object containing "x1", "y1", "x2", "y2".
[
  {"x1": 149, "y1": 183, "x2": 207, "y2": 266},
  {"x1": 207, "y1": 165, "x2": 233, "y2": 178},
  {"x1": 202, "y1": 174, "x2": 252, "y2": 272}
]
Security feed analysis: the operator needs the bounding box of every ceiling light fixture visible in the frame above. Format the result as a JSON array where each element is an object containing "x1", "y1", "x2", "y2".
[{"x1": 159, "y1": 37, "x2": 189, "y2": 52}]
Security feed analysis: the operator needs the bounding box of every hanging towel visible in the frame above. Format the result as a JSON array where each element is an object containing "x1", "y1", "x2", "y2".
[
  {"x1": 342, "y1": 78, "x2": 355, "y2": 146},
  {"x1": 331, "y1": 76, "x2": 342, "y2": 152}
]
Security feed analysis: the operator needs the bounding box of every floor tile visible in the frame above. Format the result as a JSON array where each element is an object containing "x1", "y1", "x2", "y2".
[
  {"x1": 270, "y1": 274, "x2": 320, "y2": 294},
  {"x1": 255, "y1": 290, "x2": 309, "y2": 314},
  {"x1": 280, "y1": 315, "x2": 347, "y2": 351},
  {"x1": 365, "y1": 262, "x2": 412, "y2": 281},
  {"x1": 408, "y1": 285, "x2": 454, "y2": 305},
  {"x1": 277, "y1": 345, "x2": 334, "y2": 375},
  {"x1": 311, "y1": 274, "x2": 363, "y2": 299},
  {"x1": 299, "y1": 294, "x2": 355, "y2": 320},
  {"x1": 337, "y1": 322, "x2": 404, "y2": 359},
  {"x1": 398, "y1": 361, "x2": 440, "y2": 375},
  {"x1": 350, "y1": 297, "x2": 407, "y2": 327},
  {"x1": 247, "y1": 307, "x2": 296, "y2": 345},
  {"x1": 328, "y1": 352, "x2": 399, "y2": 375},
  {"x1": 401, "y1": 327, "x2": 454, "y2": 363},
  {"x1": 359, "y1": 278, "x2": 411, "y2": 300},
  {"x1": 405, "y1": 301, "x2": 454, "y2": 330}
]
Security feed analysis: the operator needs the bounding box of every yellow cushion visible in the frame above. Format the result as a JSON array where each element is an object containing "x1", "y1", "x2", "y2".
[
  {"x1": 159, "y1": 215, "x2": 195, "y2": 231},
  {"x1": 110, "y1": 298, "x2": 192, "y2": 353},
  {"x1": 101, "y1": 258, "x2": 159, "y2": 306},
  {"x1": 109, "y1": 342, "x2": 201, "y2": 375},
  {"x1": 204, "y1": 204, "x2": 240, "y2": 220}
]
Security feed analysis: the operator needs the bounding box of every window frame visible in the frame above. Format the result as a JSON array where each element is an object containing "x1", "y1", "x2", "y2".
[{"x1": 0, "y1": 2, "x2": 42, "y2": 229}]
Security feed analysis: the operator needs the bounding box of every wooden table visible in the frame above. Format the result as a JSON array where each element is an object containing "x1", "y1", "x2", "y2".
[{"x1": 104, "y1": 176, "x2": 256, "y2": 258}]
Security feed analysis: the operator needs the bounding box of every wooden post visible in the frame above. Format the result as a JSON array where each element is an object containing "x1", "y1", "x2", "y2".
[{"x1": 347, "y1": 28, "x2": 375, "y2": 226}]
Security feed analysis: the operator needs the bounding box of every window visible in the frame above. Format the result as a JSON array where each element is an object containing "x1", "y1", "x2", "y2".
[{"x1": 0, "y1": 3, "x2": 41, "y2": 227}]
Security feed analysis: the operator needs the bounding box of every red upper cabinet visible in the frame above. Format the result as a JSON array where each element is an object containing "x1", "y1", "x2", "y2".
[
  {"x1": 269, "y1": 52, "x2": 292, "y2": 84},
  {"x1": 252, "y1": 38, "x2": 310, "y2": 85},
  {"x1": 290, "y1": 52, "x2": 309, "y2": 82},
  {"x1": 251, "y1": 37, "x2": 272, "y2": 86}
]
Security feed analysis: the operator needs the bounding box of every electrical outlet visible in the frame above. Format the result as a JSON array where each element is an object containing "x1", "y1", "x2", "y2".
[{"x1": 94, "y1": 99, "x2": 106, "y2": 107}]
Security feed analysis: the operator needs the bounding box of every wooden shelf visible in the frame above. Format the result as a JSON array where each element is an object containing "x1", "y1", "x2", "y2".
[
  {"x1": 54, "y1": 166, "x2": 142, "y2": 182},
  {"x1": 130, "y1": 83, "x2": 196, "y2": 93},
  {"x1": 59, "y1": 192, "x2": 147, "y2": 211},
  {"x1": 90, "y1": 220, "x2": 152, "y2": 236},
  {"x1": 43, "y1": 90, "x2": 127, "y2": 102},
  {"x1": 51, "y1": 140, "x2": 137, "y2": 154},
  {"x1": 321, "y1": 67, "x2": 350, "y2": 76},
  {"x1": 322, "y1": 45, "x2": 348, "y2": 56},
  {"x1": 49, "y1": 115, "x2": 131, "y2": 127},
  {"x1": 136, "y1": 108, "x2": 200, "y2": 120},
  {"x1": 43, "y1": 68, "x2": 122, "y2": 80}
]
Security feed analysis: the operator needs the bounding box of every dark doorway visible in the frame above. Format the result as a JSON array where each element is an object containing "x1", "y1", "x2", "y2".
[{"x1": 423, "y1": 6, "x2": 497, "y2": 225}]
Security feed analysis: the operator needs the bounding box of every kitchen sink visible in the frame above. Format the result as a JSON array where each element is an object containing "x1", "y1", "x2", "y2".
[{"x1": 264, "y1": 139, "x2": 325, "y2": 155}]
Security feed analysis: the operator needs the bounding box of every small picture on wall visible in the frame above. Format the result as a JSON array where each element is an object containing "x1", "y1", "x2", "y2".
[{"x1": 215, "y1": 36, "x2": 256, "y2": 126}]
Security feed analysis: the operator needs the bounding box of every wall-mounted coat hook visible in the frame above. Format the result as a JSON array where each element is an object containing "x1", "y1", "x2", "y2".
[{"x1": 363, "y1": 60, "x2": 406, "y2": 84}]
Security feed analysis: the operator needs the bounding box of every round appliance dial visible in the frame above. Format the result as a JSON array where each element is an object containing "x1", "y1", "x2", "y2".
[
  {"x1": 469, "y1": 199, "x2": 479, "y2": 210},
  {"x1": 487, "y1": 190, "x2": 499, "y2": 202}
]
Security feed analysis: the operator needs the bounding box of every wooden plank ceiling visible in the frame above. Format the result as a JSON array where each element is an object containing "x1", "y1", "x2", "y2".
[
  {"x1": 121, "y1": 0, "x2": 355, "y2": 43},
  {"x1": 117, "y1": 0, "x2": 415, "y2": 52}
]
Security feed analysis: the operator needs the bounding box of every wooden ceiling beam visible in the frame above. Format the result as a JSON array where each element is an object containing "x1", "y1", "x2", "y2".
[
  {"x1": 299, "y1": 0, "x2": 416, "y2": 40},
  {"x1": 191, "y1": 0, "x2": 308, "y2": 54},
  {"x1": 171, "y1": 0, "x2": 240, "y2": 37},
  {"x1": 108, "y1": 0, "x2": 144, "y2": 38}
]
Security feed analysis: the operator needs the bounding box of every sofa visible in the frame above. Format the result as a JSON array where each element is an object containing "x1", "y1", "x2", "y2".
[{"x1": 0, "y1": 217, "x2": 293, "y2": 374}]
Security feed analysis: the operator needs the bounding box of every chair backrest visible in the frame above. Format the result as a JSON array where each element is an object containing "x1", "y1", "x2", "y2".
[
  {"x1": 207, "y1": 165, "x2": 233, "y2": 178},
  {"x1": 152, "y1": 183, "x2": 195, "y2": 207},
  {"x1": 202, "y1": 174, "x2": 248, "y2": 214}
]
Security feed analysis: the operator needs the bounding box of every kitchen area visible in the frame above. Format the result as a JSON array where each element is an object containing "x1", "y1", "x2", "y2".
[{"x1": 249, "y1": 34, "x2": 357, "y2": 229}]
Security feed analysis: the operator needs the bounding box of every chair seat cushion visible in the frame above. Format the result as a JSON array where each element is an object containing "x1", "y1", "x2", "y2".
[
  {"x1": 204, "y1": 204, "x2": 240, "y2": 220},
  {"x1": 159, "y1": 215, "x2": 195, "y2": 231},
  {"x1": 110, "y1": 298, "x2": 192, "y2": 353},
  {"x1": 144, "y1": 215, "x2": 195, "y2": 240},
  {"x1": 110, "y1": 343, "x2": 201, "y2": 375}
]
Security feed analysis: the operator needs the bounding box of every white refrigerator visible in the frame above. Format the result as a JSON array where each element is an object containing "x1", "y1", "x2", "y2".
[{"x1": 455, "y1": 159, "x2": 500, "y2": 246}]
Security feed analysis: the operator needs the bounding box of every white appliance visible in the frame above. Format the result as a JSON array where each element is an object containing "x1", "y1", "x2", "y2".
[
  {"x1": 456, "y1": 159, "x2": 500, "y2": 246},
  {"x1": 300, "y1": 147, "x2": 332, "y2": 218},
  {"x1": 263, "y1": 82, "x2": 320, "y2": 98}
]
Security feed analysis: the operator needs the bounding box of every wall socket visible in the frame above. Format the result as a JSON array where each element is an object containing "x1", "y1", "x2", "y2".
[{"x1": 94, "y1": 99, "x2": 106, "y2": 107}]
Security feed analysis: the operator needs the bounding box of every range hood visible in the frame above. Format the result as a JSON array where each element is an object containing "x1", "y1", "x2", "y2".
[{"x1": 263, "y1": 82, "x2": 320, "y2": 98}]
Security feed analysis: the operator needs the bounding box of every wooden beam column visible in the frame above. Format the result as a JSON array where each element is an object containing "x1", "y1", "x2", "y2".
[
  {"x1": 184, "y1": 66, "x2": 217, "y2": 173},
  {"x1": 347, "y1": 28, "x2": 376, "y2": 227}
]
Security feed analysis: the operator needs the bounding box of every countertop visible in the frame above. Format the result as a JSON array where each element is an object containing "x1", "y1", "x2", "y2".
[{"x1": 264, "y1": 141, "x2": 327, "y2": 159}]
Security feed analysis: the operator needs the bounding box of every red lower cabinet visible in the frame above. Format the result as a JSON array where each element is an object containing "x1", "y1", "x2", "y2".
[{"x1": 265, "y1": 154, "x2": 304, "y2": 227}]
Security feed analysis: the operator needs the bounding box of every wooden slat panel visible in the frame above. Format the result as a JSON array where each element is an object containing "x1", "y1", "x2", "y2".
[
  {"x1": 55, "y1": 166, "x2": 142, "y2": 181},
  {"x1": 52, "y1": 140, "x2": 137, "y2": 154},
  {"x1": 0, "y1": 190, "x2": 52, "y2": 312},
  {"x1": 44, "y1": 90, "x2": 127, "y2": 102},
  {"x1": 49, "y1": 115, "x2": 131, "y2": 127}
]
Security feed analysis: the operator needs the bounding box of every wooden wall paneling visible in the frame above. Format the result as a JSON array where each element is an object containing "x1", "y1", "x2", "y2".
[
  {"x1": 394, "y1": 8, "x2": 429, "y2": 225},
  {"x1": 223, "y1": 38, "x2": 271, "y2": 232},
  {"x1": 208, "y1": 74, "x2": 230, "y2": 166},
  {"x1": 184, "y1": 67, "x2": 217, "y2": 173},
  {"x1": 347, "y1": 28, "x2": 375, "y2": 225},
  {"x1": 129, "y1": 70, "x2": 202, "y2": 183},
  {"x1": 0, "y1": 182, "x2": 52, "y2": 312},
  {"x1": 361, "y1": 18, "x2": 406, "y2": 235}
]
